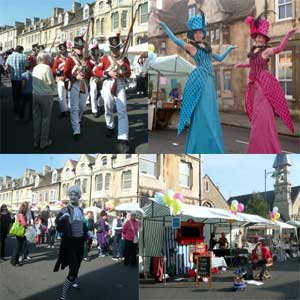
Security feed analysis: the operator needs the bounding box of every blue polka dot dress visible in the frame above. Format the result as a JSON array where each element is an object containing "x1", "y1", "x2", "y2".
[{"x1": 179, "y1": 48, "x2": 224, "y2": 154}]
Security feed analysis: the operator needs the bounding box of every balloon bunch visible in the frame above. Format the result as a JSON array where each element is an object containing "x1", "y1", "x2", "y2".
[
  {"x1": 270, "y1": 206, "x2": 280, "y2": 221},
  {"x1": 104, "y1": 200, "x2": 115, "y2": 212},
  {"x1": 230, "y1": 199, "x2": 244, "y2": 214},
  {"x1": 148, "y1": 43, "x2": 157, "y2": 65},
  {"x1": 59, "y1": 201, "x2": 65, "y2": 208},
  {"x1": 155, "y1": 190, "x2": 183, "y2": 215}
]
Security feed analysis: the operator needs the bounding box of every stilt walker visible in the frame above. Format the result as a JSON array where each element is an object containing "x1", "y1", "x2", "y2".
[
  {"x1": 94, "y1": 34, "x2": 131, "y2": 153},
  {"x1": 235, "y1": 14, "x2": 298, "y2": 153},
  {"x1": 54, "y1": 186, "x2": 88, "y2": 300},
  {"x1": 64, "y1": 36, "x2": 90, "y2": 141},
  {"x1": 52, "y1": 42, "x2": 69, "y2": 118},
  {"x1": 156, "y1": 12, "x2": 236, "y2": 153}
]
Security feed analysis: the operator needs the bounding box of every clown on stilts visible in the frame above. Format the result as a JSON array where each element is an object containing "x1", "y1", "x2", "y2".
[
  {"x1": 235, "y1": 13, "x2": 299, "y2": 153},
  {"x1": 155, "y1": 11, "x2": 236, "y2": 154}
]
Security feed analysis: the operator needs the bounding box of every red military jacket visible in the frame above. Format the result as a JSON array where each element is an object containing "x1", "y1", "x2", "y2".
[
  {"x1": 64, "y1": 54, "x2": 91, "y2": 81},
  {"x1": 52, "y1": 56, "x2": 67, "y2": 77},
  {"x1": 94, "y1": 55, "x2": 131, "y2": 79},
  {"x1": 28, "y1": 55, "x2": 37, "y2": 71}
]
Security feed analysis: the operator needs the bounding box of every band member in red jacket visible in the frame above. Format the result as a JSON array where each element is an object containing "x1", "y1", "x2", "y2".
[
  {"x1": 251, "y1": 237, "x2": 272, "y2": 280},
  {"x1": 52, "y1": 42, "x2": 69, "y2": 118},
  {"x1": 64, "y1": 36, "x2": 89, "y2": 141},
  {"x1": 94, "y1": 34, "x2": 131, "y2": 153},
  {"x1": 28, "y1": 44, "x2": 38, "y2": 71},
  {"x1": 87, "y1": 43, "x2": 103, "y2": 117}
]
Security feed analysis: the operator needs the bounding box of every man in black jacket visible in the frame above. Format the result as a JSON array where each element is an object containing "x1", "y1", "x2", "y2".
[{"x1": 54, "y1": 186, "x2": 87, "y2": 300}]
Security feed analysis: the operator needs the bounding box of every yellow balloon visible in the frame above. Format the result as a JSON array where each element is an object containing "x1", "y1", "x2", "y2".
[
  {"x1": 275, "y1": 212, "x2": 280, "y2": 220},
  {"x1": 231, "y1": 204, "x2": 238, "y2": 211},
  {"x1": 148, "y1": 44, "x2": 155, "y2": 52}
]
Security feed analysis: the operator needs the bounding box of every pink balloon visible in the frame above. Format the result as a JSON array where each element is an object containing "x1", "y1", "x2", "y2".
[
  {"x1": 237, "y1": 203, "x2": 244, "y2": 213},
  {"x1": 174, "y1": 192, "x2": 184, "y2": 202}
]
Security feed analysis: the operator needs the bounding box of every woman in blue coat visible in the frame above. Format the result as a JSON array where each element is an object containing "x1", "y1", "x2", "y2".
[{"x1": 155, "y1": 12, "x2": 236, "y2": 153}]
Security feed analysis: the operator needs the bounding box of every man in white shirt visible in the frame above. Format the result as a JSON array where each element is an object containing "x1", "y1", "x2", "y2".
[{"x1": 112, "y1": 212, "x2": 124, "y2": 260}]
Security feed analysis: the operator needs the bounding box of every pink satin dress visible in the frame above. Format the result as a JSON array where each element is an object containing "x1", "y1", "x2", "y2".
[{"x1": 245, "y1": 52, "x2": 294, "y2": 154}]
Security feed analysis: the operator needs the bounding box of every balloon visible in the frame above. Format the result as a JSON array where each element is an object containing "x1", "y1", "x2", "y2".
[
  {"x1": 148, "y1": 52, "x2": 157, "y2": 65},
  {"x1": 171, "y1": 199, "x2": 182, "y2": 215},
  {"x1": 231, "y1": 204, "x2": 238, "y2": 212},
  {"x1": 174, "y1": 192, "x2": 184, "y2": 202},
  {"x1": 155, "y1": 192, "x2": 165, "y2": 205},
  {"x1": 232, "y1": 200, "x2": 238, "y2": 206},
  {"x1": 66, "y1": 40, "x2": 73, "y2": 49},
  {"x1": 273, "y1": 206, "x2": 278, "y2": 213},
  {"x1": 275, "y1": 212, "x2": 280, "y2": 220},
  {"x1": 237, "y1": 203, "x2": 244, "y2": 213},
  {"x1": 148, "y1": 44, "x2": 155, "y2": 52},
  {"x1": 163, "y1": 194, "x2": 173, "y2": 207},
  {"x1": 166, "y1": 189, "x2": 175, "y2": 199}
]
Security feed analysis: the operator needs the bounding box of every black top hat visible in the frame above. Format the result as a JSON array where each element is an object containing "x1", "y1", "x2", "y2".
[
  {"x1": 108, "y1": 35, "x2": 122, "y2": 49},
  {"x1": 58, "y1": 42, "x2": 67, "y2": 52},
  {"x1": 74, "y1": 36, "x2": 85, "y2": 49},
  {"x1": 32, "y1": 44, "x2": 38, "y2": 50}
]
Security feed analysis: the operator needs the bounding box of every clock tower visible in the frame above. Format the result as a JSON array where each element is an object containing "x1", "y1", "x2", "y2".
[{"x1": 273, "y1": 154, "x2": 292, "y2": 221}]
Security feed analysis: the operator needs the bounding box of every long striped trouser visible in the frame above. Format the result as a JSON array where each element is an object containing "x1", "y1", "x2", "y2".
[{"x1": 61, "y1": 277, "x2": 73, "y2": 300}]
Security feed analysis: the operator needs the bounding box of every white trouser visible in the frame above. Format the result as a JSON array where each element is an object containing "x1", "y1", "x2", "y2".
[
  {"x1": 57, "y1": 80, "x2": 68, "y2": 112},
  {"x1": 90, "y1": 79, "x2": 98, "y2": 113},
  {"x1": 101, "y1": 79, "x2": 128, "y2": 141},
  {"x1": 69, "y1": 81, "x2": 87, "y2": 135}
]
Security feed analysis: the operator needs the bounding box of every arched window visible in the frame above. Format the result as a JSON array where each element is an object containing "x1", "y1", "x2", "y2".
[
  {"x1": 105, "y1": 173, "x2": 111, "y2": 191},
  {"x1": 83, "y1": 6, "x2": 89, "y2": 20},
  {"x1": 80, "y1": 163, "x2": 85, "y2": 174},
  {"x1": 29, "y1": 176, "x2": 34, "y2": 184},
  {"x1": 203, "y1": 201, "x2": 213, "y2": 208},
  {"x1": 82, "y1": 179, "x2": 88, "y2": 193},
  {"x1": 52, "y1": 171, "x2": 57, "y2": 184},
  {"x1": 102, "y1": 156, "x2": 107, "y2": 166},
  {"x1": 35, "y1": 176, "x2": 39, "y2": 187},
  {"x1": 96, "y1": 174, "x2": 103, "y2": 191},
  {"x1": 64, "y1": 13, "x2": 69, "y2": 26}
]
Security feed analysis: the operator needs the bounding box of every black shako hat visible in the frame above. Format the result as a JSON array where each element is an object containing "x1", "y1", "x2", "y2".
[
  {"x1": 108, "y1": 34, "x2": 122, "y2": 49},
  {"x1": 58, "y1": 42, "x2": 67, "y2": 52},
  {"x1": 74, "y1": 36, "x2": 85, "y2": 49}
]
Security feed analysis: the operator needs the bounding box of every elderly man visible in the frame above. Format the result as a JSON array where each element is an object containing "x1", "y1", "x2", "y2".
[
  {"x1": 32, "y1": 51, "x2": 56, "y2": 150},
  {"x1": 5, "y1": 45, "x2": 28, "y2": 117},
  {"x1": 54, "y1": 186, "x2": 88, "y2": 300}
]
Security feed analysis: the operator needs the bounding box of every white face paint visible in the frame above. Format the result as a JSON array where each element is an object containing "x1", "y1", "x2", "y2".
[{"x1": 69, "y1": 191, "x2": 80, "y2": 206}]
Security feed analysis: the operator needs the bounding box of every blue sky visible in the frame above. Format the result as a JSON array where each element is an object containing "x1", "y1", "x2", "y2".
[
  {"x1": 0, "y1": 0, "x2": 90, "y2": 26},
  {"x1": 203, "y1": 154, "x2": 300, "y2": 200},
  {"x1": 0, "y1": 154, "x2": 299, "y2": 201}
]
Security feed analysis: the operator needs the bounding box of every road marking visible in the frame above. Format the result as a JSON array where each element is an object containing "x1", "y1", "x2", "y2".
[
  {"x1": 235, "y1": 140, "x2": 292, "y2": 154},
  {"x1": 235, "y1": 140, "x2": 249, "y2": 145}
]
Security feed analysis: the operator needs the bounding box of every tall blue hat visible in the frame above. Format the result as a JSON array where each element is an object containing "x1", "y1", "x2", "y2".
[{"x1": 187, "y1": 14, "x2": 207, "y2": 40}]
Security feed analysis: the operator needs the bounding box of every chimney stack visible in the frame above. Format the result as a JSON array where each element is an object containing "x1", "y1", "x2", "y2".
[
  {"x1": 72, "y1": 2, "x2": 81, "y2": 13},
  {"x1": 43, "y1": 165, "x2": 51, "y2": 176},
  {"x1": 25, "y1": 18, "x2": 32, "y2": 26}
]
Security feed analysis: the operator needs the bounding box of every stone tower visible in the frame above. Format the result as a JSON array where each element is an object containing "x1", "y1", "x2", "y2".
[{"x1": 273, "y1": 154, "x2": 292, "y2": 221}]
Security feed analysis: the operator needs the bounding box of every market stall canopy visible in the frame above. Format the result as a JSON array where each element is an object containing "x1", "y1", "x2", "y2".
[
  {"x1": 128, "y1": 43, "x2": 148, "y2": 55},
  {"x1": 287, "y1": 220, "x2": 300, "y2": 228},
  {"x1": 146, "y1": 198, "x2": 243, "y2": 223},
  {"x1": 83, "y1": 206, "x2": 102, "y2": 214},
  {"x1": 247, "y1": 220, "x2": 296, "y2": 229},
  {"x1": 115, "y1": 203, "x2": 145, "y2": 215},
  {"x1": 236, "y1": 212, "x2": 274, "y2": 225},
  {"x1": 148, "y1": 55, "x2": 195, "y2": 76}
]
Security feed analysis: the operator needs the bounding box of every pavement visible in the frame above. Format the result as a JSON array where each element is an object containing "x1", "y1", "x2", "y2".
[
  {"x1": 220, "y1": 112, "x2": 300, "y2": 138},
  {"x1": 0, "y1": 77, "x2": 148, "y2": 153},
  {"x1": 139, "y1": 259, "x2": 300, "y2": 300},
  {"x1": 0, "y1": 236, "x2": 138, "y2": 300},
  {"x1": 148, "y1": 125, "x2": 300, "y2": 154}
]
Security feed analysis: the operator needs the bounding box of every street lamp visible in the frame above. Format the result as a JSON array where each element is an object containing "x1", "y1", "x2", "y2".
[
  {"x1": 199, "y1": 154, "x2": 203, "y2": 206},
  {"x1": 264, "y1": 169, "x2": 275, "y2": 212}
]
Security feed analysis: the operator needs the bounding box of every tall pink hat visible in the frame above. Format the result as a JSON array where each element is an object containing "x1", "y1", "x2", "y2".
[{"x1": 245, "y1": 16, "x2": 270, "y2": 42}]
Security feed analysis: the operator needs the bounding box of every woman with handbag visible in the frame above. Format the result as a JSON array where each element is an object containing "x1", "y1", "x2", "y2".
[
  {"x1": 122, "y1": 211, "x2": 139, "y2": 267},
  {"x1": 10, "y1": 203, "x2": 28, "y2": 266}
]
